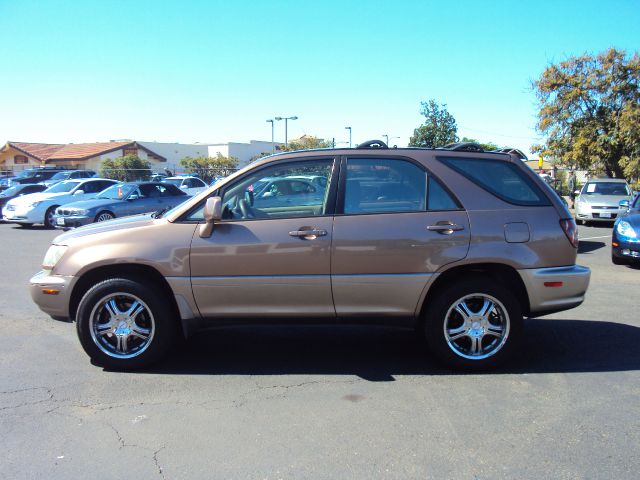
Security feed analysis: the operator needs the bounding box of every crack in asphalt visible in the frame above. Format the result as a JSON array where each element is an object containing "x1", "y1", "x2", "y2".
[{"x1": 153, "y1": 446, "x2": 167, "y2": 479}]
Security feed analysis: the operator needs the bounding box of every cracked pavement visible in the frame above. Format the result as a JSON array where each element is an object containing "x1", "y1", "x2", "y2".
[{"x1": 1, "y1": 223, "x2": 639, "y2": 479}]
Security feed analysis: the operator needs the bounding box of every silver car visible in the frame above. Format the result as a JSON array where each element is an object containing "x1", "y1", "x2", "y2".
[{"x1": 575, "y1": 178, "x2": 632, "y2": 224}]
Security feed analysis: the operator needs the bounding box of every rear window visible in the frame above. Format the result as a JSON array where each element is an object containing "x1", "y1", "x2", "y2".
[{"x1": 439, "y1": 157, "x2": 551, "y2": 206}]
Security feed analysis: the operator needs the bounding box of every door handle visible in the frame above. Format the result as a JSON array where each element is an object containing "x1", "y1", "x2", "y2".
[
  {"x1": 427, "y1": 222, "x2": 464, "y2": 234},
  {"x1": 289, "y1": 228, "x2": 328, "y2": 240}
]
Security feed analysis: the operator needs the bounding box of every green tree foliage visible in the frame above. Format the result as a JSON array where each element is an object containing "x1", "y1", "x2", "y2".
[
  {"x1": 533, "y1": 48, "x2": 640, "y2": 179},
  {"x1": 279, "y1": 135, "x2": 333, "y2": 152},
  {"x1": 179, "y1": 154, "x2": 239, "y2": 181},
  {"x1": 409, "y1": 100, "x2": 459, "y2": 148},
  {"x1": 101, "y1": 155, "x2": 152, "y2": 181},
  {"x1": 460, "y1": 137, "x2": 500, "y2": 151}
]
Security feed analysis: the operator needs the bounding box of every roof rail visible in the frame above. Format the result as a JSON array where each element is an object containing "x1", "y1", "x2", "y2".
[
  {"x1": 356, "y1": 139, "x2": 388, "y2": 149},
  {"x1": 490, "y1": 147, "x2": 528, "y2": 160},
  {"x1": 439, "y1": 142, "x2": 484, "y2": 152}
]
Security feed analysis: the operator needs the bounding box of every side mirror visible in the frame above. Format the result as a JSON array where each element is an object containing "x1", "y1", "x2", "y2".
[
  {"x1": 180, "y1": 185, "x2": 188, "y2": 189},
  {"x1": 199, "y1": 196, "x2": 222, "y2": 238},
  {"x1": 73, "y1": 190, "x2": 85, "y2": 196},
  {"x1": 128, "y1": 194, "x2": 139, "y2": 201},
  {"x1": 619, "y1": 199, "x2": 629, "y2": 208},
  {"x1": 574, "y1": 190, "x2": 580, "y2": 196}
]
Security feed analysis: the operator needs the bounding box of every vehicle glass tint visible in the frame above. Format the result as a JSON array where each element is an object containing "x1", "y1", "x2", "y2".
[
  {"x1": 162, "y1": 179, "x2": 182, "y2": 187},
  {"x1": 439, "y1": 157, "x2": 551, "y2": 206},
  {"x1": 428, "y1": 177, "x2": 460, "y2": 210},
  {"x1": 186, "y1": 159, "x2": 333, "y2": 221},
  {"x1": 581, "y1": 181, "x2": 630, "y2": 196},
  {"x1": 45, "y1": 180, "x2": 83, "y2": 193},
  {"x1": 98, "y1": 184, "x2": 135, "y2": 199},
  {"x1": 344, "y1": 158, "x2": 426, "y2": 214}
]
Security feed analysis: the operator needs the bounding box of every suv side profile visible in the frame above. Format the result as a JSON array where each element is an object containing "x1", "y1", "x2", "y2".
[{"x1": 30, "y1": 141, "x2": 590, "y2": 371}]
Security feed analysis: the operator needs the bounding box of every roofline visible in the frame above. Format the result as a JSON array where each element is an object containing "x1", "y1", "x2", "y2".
[
  {"x1": 4, "y1": 141, "x2": 65, "y2": 161},
  {"x1": 44, "y1": 141, "x2": 167, "y2": 163}
]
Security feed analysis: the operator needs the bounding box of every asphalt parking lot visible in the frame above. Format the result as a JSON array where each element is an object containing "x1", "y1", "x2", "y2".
[{"x1": 1, "y1": 221, "x2": 638, "y2": 479}]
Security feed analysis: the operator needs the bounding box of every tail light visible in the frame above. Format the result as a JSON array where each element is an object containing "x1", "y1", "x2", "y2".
[{"x1": 560, "y1": 218, "x2": 579, "y2": 248}]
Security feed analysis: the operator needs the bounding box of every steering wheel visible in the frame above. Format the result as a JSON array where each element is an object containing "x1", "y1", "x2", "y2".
[{"x1": 238, "y1": 198, "x2": 255, "y2": 219}]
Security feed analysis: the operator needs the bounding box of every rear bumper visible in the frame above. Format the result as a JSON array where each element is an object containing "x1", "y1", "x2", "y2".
[
  {"x1": 518, "y1": 265, "x2": 591, "y2": 316},
  {"x1": 29, "y1": 270, "x2": 75, "y2": 320}
]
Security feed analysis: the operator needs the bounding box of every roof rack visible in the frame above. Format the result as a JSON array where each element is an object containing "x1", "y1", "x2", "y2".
[
  {"x1": 356, "y1": 139, "x2": 389, "y2": 149},
  {"x1": 439, "y1": 142, "x2": 484, "y2": 152},
  {"x1": 490, "y1": 147, "x2": 528, "y2": 160}
]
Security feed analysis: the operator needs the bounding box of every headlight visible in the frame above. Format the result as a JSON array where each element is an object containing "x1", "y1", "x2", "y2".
[
  {"x1": 75, "y1": 209, "x2": 89, "y2": 216},
  {"x1": 30, "y1": 201, "x2": 42, "y2": 207},
  {"x1": 616, "y1": 221, "x2": 637, "y2": 239},
  {"x1": 42, "y1": 245, "x2": 68, "y2": 269}
]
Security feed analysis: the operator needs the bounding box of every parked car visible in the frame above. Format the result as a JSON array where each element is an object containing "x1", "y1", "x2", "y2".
[
  {"x1": 611, "y1": 193, "x2": 640, "y2": 265},
  {"x1": 53, "y1": 182, "x2": 189, "y2": 228},
  {"x1": 0, "y1": 183, "x2": 48, "y2": 212},
  {"x1": 41, "y1": 170, "x2": 96, "y2": 188},
  {"x1": 2, "y1": 178, "x2": 117, "y2": 228},
  {"x1": 575, "y1": 178, "x2": 633, "y2": 225},
  {"x1": 162, "y1": 176, "x2": 208, "y2": 196},
  {"x1": 248, "y1": 176, "x2": 326, "y2": 209},
  {"x1": 1, "y1": 167, "x2": 69, "y2": 190},
  {"x1": 30, "y1": 141, "x2": 590, "y2": 371}
]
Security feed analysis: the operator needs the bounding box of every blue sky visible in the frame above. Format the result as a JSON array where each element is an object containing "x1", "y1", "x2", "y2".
[{"x1": 1, "y1": 0, "x2": 638, "y2": 157}]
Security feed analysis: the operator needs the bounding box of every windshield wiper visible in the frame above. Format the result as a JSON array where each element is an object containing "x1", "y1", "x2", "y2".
[{"x1": 151, "y1": 207, "x2": 169, "y2": 219}]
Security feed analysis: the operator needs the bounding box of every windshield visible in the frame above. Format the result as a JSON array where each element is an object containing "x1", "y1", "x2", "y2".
[
  {"x1": 50, "y1": 171, "x2": 71, "y2": 181},
  {"x1": 14, "y1": 170, "x2": 36, "y2": 179},
  {"x1": 97, "y1": 183, "x2": 136, "y2": 199},
  {"x1": 582, "y1": 182, "x2": 630, "y2": 196},
  {"x1": 44, "y1": 180, "x2": 82, "y2": 193},
  {"x1": 162, "y1": 179, "x2": 182, "y2": 187}
]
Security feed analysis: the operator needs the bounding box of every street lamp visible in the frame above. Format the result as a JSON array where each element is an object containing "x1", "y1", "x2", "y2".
[
  {"x1": 266, "y1": 119, "x2": 275, "y2": 153},
  {"x1": 382, "y1": 134, "x2": 400, "y2": 147},
  {"x1": 275, "y1": 116, "x2": 298, "y2": 147},
  {"x1": 345, "y1": 126, "x2": 352, "y2": 148}
]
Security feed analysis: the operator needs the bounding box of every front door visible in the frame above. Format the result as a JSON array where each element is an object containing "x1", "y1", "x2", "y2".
[
  {"x1": 331, "y1": 157, "x2": 470, "y2": 317},
  {"x1": 189, "y1": 157, "x2": 337, "y2": 319}
]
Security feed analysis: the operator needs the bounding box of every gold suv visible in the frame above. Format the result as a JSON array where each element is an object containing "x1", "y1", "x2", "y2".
[{"x1": 30, "y1": 141, "x2": 591, "y2": 371}]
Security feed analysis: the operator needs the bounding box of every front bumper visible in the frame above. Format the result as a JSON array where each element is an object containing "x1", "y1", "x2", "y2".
[
  {"x1": 53, "y1": 214, "x2": 93, "y2": 229},
  {"x1": 612, "y1": 235, "x2": 640, "y2": 263},
  {"x1": 30, "y1": 270, "x2": 76, "y2": 320},
  {"x1": 2, "y1": 205, "x2": 43, "y2": 224},
  {"x1": 575, "y1": 204, "x2": 624, "y2": 222},
  {"x1": 518, "y1": 265, "x2": 591, "y2": 316}
]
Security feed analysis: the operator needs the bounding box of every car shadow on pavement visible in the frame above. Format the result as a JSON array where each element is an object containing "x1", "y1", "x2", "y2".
[
  {"x1": 140, "y1": 319, "x2": 640, "y2": 379},
  {"x1": 578, "y1": 240, "x2": 606, "y2": 254}
]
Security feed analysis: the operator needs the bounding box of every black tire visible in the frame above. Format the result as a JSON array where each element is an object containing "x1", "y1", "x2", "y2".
[
  {"x1": 94, "y1": 211, "x2": 115, "y2": 222},
  {"x1": 44, "y1": 206, "x2": 59, "y2": 229},
  {"x1": 76, "y1": 277, "x2": 177, "y2": 370},
  {"x1": 423, "y1": 277, "x2": 523, "y2": 371}
]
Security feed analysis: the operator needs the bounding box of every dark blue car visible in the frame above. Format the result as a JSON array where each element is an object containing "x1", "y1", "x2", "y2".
[
  {"x1": 612, "y1": 193, "x2": 640, "y2": 265},
  {"x1": 53, "y1": 182, "x2": 189, "y2": 228}
]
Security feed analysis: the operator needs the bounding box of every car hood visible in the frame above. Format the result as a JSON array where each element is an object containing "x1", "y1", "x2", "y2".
[
  {"x1": 53, "y1": 214, "x2": 157, "y2": 243},
  {"x1": 579, "y1": 194, "x2": 630, "y2": 206},
  {"x1": 9, "y1": 191, "x2": 71, "y2": 205},
  {"x1": 620, "y1": 210, "x2": 640, "y2": 229}
]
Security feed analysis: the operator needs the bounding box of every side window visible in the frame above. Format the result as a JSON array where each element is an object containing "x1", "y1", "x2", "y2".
[
  {"x1": 80, "y1": 181, "x2": 99, "y2": 194},
  {"x1": 344, "y1": 158, "x2": 426, "y2": 214},
  {"x1": 439, "y1": 157, "x2": 551, "y2": 206},
  {"x1": 428, "y1": 177, "x2": 460, "y2": 210},
  {"x1": 185, "y1": 159, "x2": 334, "y2": 221}
]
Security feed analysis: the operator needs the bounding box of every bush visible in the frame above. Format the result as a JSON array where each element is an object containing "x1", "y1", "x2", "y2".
[
  {"x1": 101, "y1": 155, "x2": 152, "y2": 181},
  {"x1": 179, "y1": 155, "x2": 239, "y2": 182}
]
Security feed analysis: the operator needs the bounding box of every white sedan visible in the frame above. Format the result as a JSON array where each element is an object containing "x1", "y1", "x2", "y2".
[
  {"x1": 162, "y1": 176, "x2": 208, "y2": 196},
  {"x1": 2, "y1": 178, "x2": 117, "y2": 228}
]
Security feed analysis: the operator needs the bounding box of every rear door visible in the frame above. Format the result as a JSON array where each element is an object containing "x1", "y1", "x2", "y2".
[{"x1": 331, "y1": 156, "x2": 470, "y2": 317}]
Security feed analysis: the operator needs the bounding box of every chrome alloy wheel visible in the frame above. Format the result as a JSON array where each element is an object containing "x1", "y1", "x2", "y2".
[
  {"x1": 443, "y1": 293, "x2": 510, "y2": 360},
  {"x1": 96, "y1": 212, "x2": 114, "y2": 222},
  {"x1": 89, "y1": 293, "x2": 155, "y2": 359}
]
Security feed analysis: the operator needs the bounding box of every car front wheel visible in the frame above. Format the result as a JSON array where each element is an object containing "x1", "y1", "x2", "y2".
[
  {"x1": 76, "y1": 278, "x2": 177, "y2": 370},
  {"x1": 423, "y1": 278, "x2": 522, "y2": 371}
]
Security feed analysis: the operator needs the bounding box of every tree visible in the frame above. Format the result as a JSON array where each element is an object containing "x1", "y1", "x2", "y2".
[
  {"x1": 179, "y1": 154, "x2": 239, "y2": 181},
  {"x1": 101, "y1": 155, "x2": 152, "y2": 181},
  {"x1": 460, "y1": 137, "x2": 500, "y2": 151},
  {"x1": 409, "y1": 100, "x2": 459, "y2": 148},
  {"x1": 279, "y1": 135, "x2": 333, "y2": 152},
  {"x1": 533, "y1": 48, "x2": 640, "y2": 178}
]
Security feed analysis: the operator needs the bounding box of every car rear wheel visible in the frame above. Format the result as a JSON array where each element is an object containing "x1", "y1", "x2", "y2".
[
  {"x1": 95, "y1": 211, "x2": 115, "y2": 222},
  {"x1": 44, "y1": 206, "x2": 59, "y2": 229},
  {"x1": 76, "y1": 278, "x2": 177, "y2": 370},
  {"x1": 423, "y1": 278, "x2": 522, "y2": 371}
]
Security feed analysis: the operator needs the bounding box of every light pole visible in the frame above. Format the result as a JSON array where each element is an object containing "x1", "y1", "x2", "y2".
[
  {"x1": 266, "y1": 119, "x2": 275, "y2": 153},
  {"x1": 382, "y1": 134, "x2": 400, "y2": 147},
  {"x1": 345, "y1": 126, "x2": 352, "y2": 148},
  {"x1": 275, "y1": 116, "x2": 298, "y2": 147}
]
